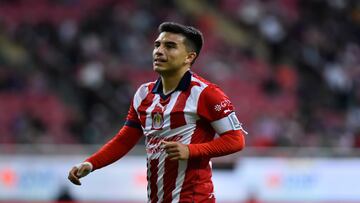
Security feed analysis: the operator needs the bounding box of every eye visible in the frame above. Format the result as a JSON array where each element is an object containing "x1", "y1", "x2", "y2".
[
  {"x1": 165, "y1": 43, "x2": 176, "y2": 49},
  {"x1": 166, "y1": 44, "x2": 174, "y2": 49}
]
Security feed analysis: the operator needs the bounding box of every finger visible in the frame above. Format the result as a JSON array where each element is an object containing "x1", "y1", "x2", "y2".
[
  {"x1": 69, "y1": 176, "x2": 81, "y2": 185},
  {"x1": 68, "y1": 167, "x2": 81, "y2": 185},
  {"x1": 167, "y1": 152, "x2": 179, "y2": 159},
  {"x1": 161, "y1": 141, "x2": 177, "y2": 148},
  {"x1": 70, "y1": 167, "x2": 79, "y2": 177},
  {"x1": 165, "y1": 148, "x2": 179, "y2": 154}
]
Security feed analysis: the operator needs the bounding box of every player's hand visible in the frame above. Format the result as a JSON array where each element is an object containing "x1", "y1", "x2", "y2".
[
  {"x1": 161, "y1": 141, "x2": 189, "y2": 161},
  {"x1": 68, "y1": 162, "x2": 93, "y2": 186}
]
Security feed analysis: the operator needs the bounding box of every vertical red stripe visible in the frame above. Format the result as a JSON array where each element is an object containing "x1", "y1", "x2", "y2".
[
  {"x1": 138, "y1": 84, "x2": 155, "y2": 127},
  {"x1": 170, "y1": 81, "x2": 199, "y2": 129},
  {"x1": 162, "y1": 158, "x2": 179, "y2": 203},
  {"x1": 149, "y1": 159, "x2": 159, "y2": 203},
  {"x1": 170, "y1": 91, "x2": 189, "y2": 129}
]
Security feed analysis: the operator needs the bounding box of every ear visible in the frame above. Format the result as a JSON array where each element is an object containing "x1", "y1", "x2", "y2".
[{"x1": 185, "y1": 52, "x2": 197, "y2": 65}]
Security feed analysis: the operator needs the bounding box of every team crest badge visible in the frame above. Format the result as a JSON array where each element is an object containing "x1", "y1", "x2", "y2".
[{"x1": 152, "y1": 112, "x2": 164, "y2": 130}]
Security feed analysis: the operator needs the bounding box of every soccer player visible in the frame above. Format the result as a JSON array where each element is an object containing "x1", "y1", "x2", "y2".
[{"x1": 68, "y1": 22, "x2": 247, "y2": 202}]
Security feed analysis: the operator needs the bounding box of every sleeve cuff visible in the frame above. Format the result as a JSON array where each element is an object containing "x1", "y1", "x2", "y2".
[
  {"x1": 124, "y1": 119, "x2": 142, "y2": 130},
  {"x1": 79, "y1": 161, "x2": 94, "y2": 172},
  {"x1": 187, "y1": 144, "x2": 199, "y2": 158}
]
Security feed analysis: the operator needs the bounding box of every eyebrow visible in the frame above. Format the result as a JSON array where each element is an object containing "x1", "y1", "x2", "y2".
[{"x1": 154, "y1": 40, "x2": 178, "y2": 46}]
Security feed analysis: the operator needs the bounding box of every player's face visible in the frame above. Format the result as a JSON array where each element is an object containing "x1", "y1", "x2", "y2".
[{"x1": 153, "y1": 32, "x2": 193, "y2": 75}]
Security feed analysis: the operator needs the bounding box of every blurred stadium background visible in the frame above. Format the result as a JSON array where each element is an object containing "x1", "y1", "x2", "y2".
[{"x1": 0, "y1": 0, "x2": 360, "y2": 202}]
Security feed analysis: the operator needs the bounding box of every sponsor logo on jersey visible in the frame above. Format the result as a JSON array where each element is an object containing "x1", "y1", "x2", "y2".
[
  {"x1": 214, "y1": 99, "x2": 231, "y2": 112},
  {"x1": 146, "y1": 134, "x2": 182, "y2": 154}
]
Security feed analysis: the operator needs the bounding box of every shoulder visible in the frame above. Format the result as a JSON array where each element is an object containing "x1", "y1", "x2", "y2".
[
  {"x1": 191, "y1": 73, "x2": 227, "y2": 99},
  {"x1": 196, "y1": 83, "x2": 234, "y2": 121},
  {"x1": 190, "y1": 72, "x2": 225, "y2": 95},
  {"x1": 134, "y1": 81, "x2": 156, "y2": 98},
  {"x1": 138, "y1": 81, "x2": 156, "y2": 91},
  {"x1": 132, "y1": 80, "x2": 157, "y2": 109},
  {"x1": 191, "y1": 72, "x2": 212, "y2": 87}
]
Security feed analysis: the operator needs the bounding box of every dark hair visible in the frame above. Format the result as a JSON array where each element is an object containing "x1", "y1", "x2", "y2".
[{"x1": 158, "y1": 22, "x2": 204, "y2": 59}]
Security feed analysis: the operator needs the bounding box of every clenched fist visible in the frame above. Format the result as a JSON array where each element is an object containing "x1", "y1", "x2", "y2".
[{"x1": 68, "y1": 162, "x2": 93, "y2": 185}]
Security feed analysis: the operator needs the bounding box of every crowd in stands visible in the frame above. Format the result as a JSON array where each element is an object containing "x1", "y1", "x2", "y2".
[{"x1": 0, "y1": 0, "x2": 359, "y2": 149}]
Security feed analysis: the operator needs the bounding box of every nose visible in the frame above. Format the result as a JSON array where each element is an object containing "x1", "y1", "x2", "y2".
[{"x1": 154, "y1": 45, "x2": 164, "y2": 56}]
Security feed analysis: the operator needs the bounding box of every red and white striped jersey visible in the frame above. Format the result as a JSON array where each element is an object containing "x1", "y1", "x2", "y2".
[{"x1": 126, "y1": 71, "x2": 245, "y2": 203}]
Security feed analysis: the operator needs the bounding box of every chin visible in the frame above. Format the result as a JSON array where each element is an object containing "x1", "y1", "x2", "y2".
[{"x1": 153, "y1": 66, "x2": 166, "y2": 73}]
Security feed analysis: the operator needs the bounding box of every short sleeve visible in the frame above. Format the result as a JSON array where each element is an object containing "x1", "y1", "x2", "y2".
[
  {"x1": 197, "y1": 85, "x2": 246, "y2": 135},
  {"x1": 197, "y1": 85, "x2": 234, "y2": 121}
]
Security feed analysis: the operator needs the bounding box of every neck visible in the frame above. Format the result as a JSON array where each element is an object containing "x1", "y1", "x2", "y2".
[{"x1": 161, "y1": 68, "x2": 189, "y2": 95}]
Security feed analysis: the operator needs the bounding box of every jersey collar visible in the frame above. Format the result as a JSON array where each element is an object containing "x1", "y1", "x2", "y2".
[{"x1": 151, "y1": 71, "x2": 192, "y2": 98}]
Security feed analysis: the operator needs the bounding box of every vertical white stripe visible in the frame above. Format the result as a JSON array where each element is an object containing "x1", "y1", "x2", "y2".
[
  {"x1": 144, "y1": 95, "x2": 160, "y2": 131},
  {"x1": 163, "y1": 91, "x2": 181, "y2": 129},
  {"x1": 156, "y1": 153, "x2": 166, "y2": 203},
  {"x1": 171, "y1": 160, "x2": 188, "y2": 203},
  {"x1": 183, "y1": 85, "x2": 203, "y2": 124},
  {"x1": 181, "y1": 126, "x2": 196, "y2": 145}
]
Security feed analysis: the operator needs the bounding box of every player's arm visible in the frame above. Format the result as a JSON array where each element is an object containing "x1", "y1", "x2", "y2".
[
  {"x1": 68, "y1": 104, "x2": 143, "y2": 185},
  {"x1": 187, "y1": 129, "x2": 245, "y2": 158},
  {"x1": 162, "y1": 130, "x2": 244, "y2": 160},
  {"x1": 84, "y1": 124, "x2": 143, "y2": 170},
  {"x1": 163, "y1": 85, "x2": 246, "y2": 160}
]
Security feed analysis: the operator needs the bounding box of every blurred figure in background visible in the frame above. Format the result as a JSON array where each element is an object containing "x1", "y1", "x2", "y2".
[
  {"x1": 68, "y1": 22, "x2": 246, "y2": 202},
  {"x1": 55, "y1": 186, "x2": 77, "y2": 203}
]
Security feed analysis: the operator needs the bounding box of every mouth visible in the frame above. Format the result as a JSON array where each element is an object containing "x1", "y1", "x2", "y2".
[{"x1": 153, "y1": 58, "x2": 167, "y2": 65}]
